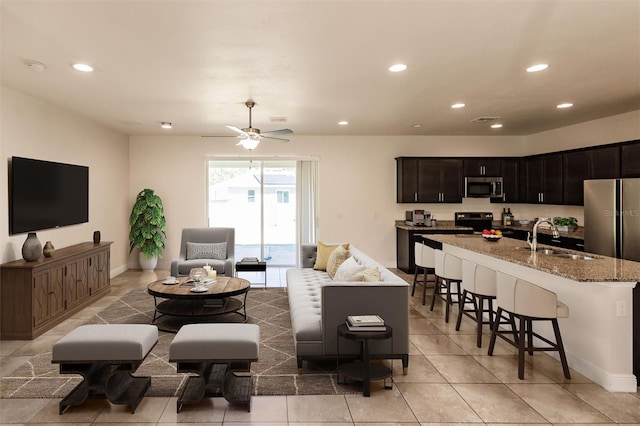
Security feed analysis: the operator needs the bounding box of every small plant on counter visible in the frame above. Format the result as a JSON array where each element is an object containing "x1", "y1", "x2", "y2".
[{"x1": 553, "y1": 216, "x2": 578, "y2": 229}]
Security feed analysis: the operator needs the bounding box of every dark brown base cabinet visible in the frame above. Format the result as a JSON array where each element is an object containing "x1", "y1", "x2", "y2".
[
  {"x1": 1, "y1": 242, "x2": 111, "y2": 340},
  {"x1": 396, "y1": 227, "x2": 473, "y2": 273}
]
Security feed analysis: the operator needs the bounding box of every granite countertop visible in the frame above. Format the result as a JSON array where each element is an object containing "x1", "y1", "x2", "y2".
[
  {"x1": 422, "y1": 234, "x2": 640, "y2": 283},
  {"x1": 396, "y1": 220, "x2": 584, "y2": 240},
  {"x1": 395, "y1": 220, "x2": 473, "y2": 232}
]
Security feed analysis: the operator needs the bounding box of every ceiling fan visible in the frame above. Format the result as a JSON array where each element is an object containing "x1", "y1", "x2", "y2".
[{"x1": 204, "y1": 101, "x2": 293, "y2": 150}]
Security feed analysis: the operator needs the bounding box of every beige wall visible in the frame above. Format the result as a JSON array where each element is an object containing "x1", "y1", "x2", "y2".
[
  {"x1": 3, "y1": 83, "x2": 638, "y2": 271},
  {"x1": 0, "y1": 86, "x2": 130, "y2": 274},
  {"x1": 130, "y1": 134, "x2": 527, "y2": 267}
]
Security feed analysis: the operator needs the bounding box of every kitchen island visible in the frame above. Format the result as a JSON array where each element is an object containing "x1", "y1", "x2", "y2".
[{"x1": 422, "y1": 234, "x2": 640, "y2": 392}]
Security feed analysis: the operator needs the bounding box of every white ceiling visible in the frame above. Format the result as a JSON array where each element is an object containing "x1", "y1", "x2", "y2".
[{"x1": 2, "y1": 0, "x2": 639, "y2": 138}]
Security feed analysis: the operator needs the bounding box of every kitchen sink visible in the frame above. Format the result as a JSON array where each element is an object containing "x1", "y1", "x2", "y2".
[
  {"x1": 550, "y1": 253, "x2": 597, "y2": 260},
  {"x1": 515, "y1": 246, "x2": 597, "y2": 259},
  {"x1": 515, "y1": 246, "x2": 564, "y2": 254}
]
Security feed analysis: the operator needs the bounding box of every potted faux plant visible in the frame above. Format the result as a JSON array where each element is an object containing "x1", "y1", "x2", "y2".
[
  {"x1": 553, "y1": 216, "x2": 578, "y2": 232},
  {"x1": 129, "y1": 188, "x2": 167, "y2": 271}
]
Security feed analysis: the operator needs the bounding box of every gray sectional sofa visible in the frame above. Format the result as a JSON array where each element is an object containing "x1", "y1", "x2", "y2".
[{"x1": 286, "y1": 244, "x2": 410, "y2": 372}]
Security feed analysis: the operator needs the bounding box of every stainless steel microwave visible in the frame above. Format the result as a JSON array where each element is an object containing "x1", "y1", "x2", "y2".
[{"x1": 465, "y1": 176, "x2": 504, "y2": 198}]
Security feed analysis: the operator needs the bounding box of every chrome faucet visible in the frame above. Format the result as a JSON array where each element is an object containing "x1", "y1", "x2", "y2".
[{"x1": 527, "y1": 218, "x2": 560, "y2": 252}]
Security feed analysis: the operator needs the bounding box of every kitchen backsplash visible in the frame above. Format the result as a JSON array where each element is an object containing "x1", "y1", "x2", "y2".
[{"x1": 396, "y1": 197, "x2": 585, "y2": 226}]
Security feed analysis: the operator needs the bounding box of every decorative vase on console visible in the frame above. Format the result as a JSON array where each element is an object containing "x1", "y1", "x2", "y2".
[
  {"x1": 43, "y1": 241, "x2": 55, "y2": 257},
  {"x1": 22, "y1": 232, "x2": 42, "y2": 262}
]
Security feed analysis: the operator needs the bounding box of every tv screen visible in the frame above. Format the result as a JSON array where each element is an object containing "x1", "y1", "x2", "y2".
[{"x1": 9, "y1": 156, "x2": 89, "y2": 235}]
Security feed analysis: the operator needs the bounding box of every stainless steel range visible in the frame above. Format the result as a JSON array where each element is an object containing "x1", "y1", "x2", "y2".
[{"x1": 454, "y1": 212, "x2": 494, "y2": 233}]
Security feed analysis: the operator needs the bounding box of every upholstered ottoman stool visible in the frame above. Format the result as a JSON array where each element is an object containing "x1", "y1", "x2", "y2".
[
  {"x1": 52, "y1": 324, "x2": 158, "y2": 414},
  {"x1": 169, "y1": 323, "x2": 260, "y2": 412}
]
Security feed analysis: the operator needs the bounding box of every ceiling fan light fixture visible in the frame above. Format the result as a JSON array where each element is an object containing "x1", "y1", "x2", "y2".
[
  {"x1": 237, "y1": 138, "x2": 260, "y2": 150},
  {"x1": 557, "y1": 102, "x2": 574, "y2": 109}
]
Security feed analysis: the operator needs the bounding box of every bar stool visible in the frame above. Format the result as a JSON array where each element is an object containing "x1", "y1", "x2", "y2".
[
  {"x1": 430, "y1": 250, "x2": 462, "y2": 322},
  {"x1": 412, "y1": 242, "x2": 435, "y2": 305},
  {"x1": 455, "y1": 260, "x2": 497, "y2": 347},
  {"x1": 488, "y1": 272, "x2": 571, "y2": 380}
]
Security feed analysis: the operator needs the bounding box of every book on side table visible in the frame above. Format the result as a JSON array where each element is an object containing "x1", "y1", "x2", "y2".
[{"x1": 346, "y1": 315, "x2": 386, "y2": 332}]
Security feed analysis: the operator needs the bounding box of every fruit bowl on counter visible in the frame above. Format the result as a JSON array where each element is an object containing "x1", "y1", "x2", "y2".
[{"x1": 482, "y1": 229, "x2": 502, "y2": 242}]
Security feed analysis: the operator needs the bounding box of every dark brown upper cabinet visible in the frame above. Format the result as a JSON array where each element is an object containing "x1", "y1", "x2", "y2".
[
  {"x1": 524, "y1": 153, "x2": 563, "y2": 205},
  {"x1": 463, "y1": 159, "x2": 502, "y2": 177},
  {"x1": 493, "y1": 158, "x2": 521, "y2": 203},
  {"x1": 621, "y1": 140, "x2": 640, "y2": 178},
  {"x1": 396, "y1": 157, "x2": 463, "y2": 203}
]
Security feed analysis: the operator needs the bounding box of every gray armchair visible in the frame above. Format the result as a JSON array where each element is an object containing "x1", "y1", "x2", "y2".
[{"x1": 170, "y1": 227, "x2": 235, "y2": 277}]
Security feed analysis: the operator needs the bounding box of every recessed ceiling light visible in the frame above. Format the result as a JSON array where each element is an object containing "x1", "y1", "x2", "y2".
[
  {"x1": 526, "y1": 63, "x2": 549, "y2": 73},
  {"x1": 72, "y1": 63, "x2": 94, "y2": 72},
  {"x1": 557, "y1": 103, "x2": 574, "y2": 109},
  {"x1": 451, "y1": 103, "x2": 466, "y2": 109},
  {"x1": 412, "y1": 124, "x2": 422, "y2": 128},
  {"x1": 389, "y1": 64, "x2": 407, "y2": 72},
  {"x1": 338, "y1": 121, "x2": 349, "y2": 126},
  {"x1": 161, "y1": 122, "x2": 172, "y2": 129},
  {"x1": 491, "y1": 123, "x2": 503, "y2": 129}
]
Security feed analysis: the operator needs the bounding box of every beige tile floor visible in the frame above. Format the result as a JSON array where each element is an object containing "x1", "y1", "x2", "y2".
[{"x1": 1, "y1": 267, "x2": 639, "y2": 425}]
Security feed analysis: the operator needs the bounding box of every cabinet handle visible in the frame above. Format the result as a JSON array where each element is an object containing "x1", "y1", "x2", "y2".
[
  {"x1": 541, "y1": 192, "x2": 544, "y2": 203},
  {"x1": 414, "y1": 192, "x2": 417, "y2": 202},
  {"x1": 576, "y1": 243, "x2": 584, "y2": 247},
  {"x1": 552, "y1": 239, "x2": 561, "y2": 243}
]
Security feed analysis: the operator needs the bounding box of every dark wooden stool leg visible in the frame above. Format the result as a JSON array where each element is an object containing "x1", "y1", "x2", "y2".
[{"x1": 552, "y1": 319, "x2": 571, "y2": 379}]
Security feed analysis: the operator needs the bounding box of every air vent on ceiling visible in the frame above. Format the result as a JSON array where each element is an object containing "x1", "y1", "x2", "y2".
[
  {"x1": 270, "y1": 116, "x2": 287, "y2": 123},
  {"x1": 470, "y1": 116, "x2": 500, "y2": 123}
]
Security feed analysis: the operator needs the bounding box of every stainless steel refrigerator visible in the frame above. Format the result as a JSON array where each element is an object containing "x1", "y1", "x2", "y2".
[
  {"x1": 584, "y1": 178, "x2": 640, "y2": 262},
  {"x1": 584, "y1": 178, "x2": 640, "y2": 382}
]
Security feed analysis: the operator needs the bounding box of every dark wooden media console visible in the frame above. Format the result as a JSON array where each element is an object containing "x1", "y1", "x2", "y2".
[{"x1": 1, "y1": 241, "x2": 111, "y2": 340}]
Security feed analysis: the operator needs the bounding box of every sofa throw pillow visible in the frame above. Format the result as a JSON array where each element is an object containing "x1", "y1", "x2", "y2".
[
  {"x1": 313, "y1": 241, "x2": 350, "y2": 271},
  {"x1": 352, "y1": 266, "x2": 381, "y2": 282},
  {"x1": 333, "y1": 256, "x2": 367, "y2": 281},
  {"x1": 326, "y1": 245, "x2": 351, "y2": 279},
  {"x1": 186, "y1": 242, "x2": 227, "y2": 260}
]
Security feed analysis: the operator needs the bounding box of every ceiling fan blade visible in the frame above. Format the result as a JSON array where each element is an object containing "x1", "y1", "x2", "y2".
[
  {"x1": 201, "y1": 135, "x2": 236, "y2": 138},
  {"x1": 262, "y1": 128, "x2": 293, "y2": 136},
  {"x1": 264, "y1": 136, "x2": 290, "y2": 143},
  {"x1": 226, "y1": 125, "x2": 248, "y2": 135}
]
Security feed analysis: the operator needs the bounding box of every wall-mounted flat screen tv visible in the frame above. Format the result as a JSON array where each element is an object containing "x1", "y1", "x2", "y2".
[{"x1": 9, "y1": 156, "x2": 89, "y2": 235}]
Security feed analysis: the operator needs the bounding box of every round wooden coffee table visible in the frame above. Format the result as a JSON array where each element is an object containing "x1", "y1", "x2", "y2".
[{"x1": 147, "y1": 276, "x2": 251, "y2": 332}]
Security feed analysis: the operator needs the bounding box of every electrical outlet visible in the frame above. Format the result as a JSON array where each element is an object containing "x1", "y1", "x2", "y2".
[{"x1": 616, "y1": 301, "x2": 627, "y2": 317}]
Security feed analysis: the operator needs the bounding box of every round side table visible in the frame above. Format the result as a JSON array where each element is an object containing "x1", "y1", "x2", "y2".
[{"x1": 336, "y1": 323, "x2": 393, "y2": 396}]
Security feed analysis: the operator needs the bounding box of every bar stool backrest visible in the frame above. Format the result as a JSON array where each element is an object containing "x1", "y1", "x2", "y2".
[
  {"x1": 496, "y1": 272, "x2": 559, "y2": 319},
  {"x1": 435, "y1": 251, "x2": 462, "y2": 281},
  {"x1": 420, "y1": 244, "x2": 436, "y2": 268},
  {"x1": 461, "y1": 260, "x2": 496, "y2": 296},
  {"x1": 414, "y1": 242, "x2": 425, "y2": 267}
]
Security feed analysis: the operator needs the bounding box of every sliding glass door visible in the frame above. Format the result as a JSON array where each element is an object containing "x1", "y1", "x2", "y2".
[{"x1": 208, "y1": 160, "x2": 297, "y2": 266}]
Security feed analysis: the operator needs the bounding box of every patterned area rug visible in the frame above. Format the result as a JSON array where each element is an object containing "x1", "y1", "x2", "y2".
[{"x1": 1, "y1": 287, "x2": 362, "y2": 398}]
